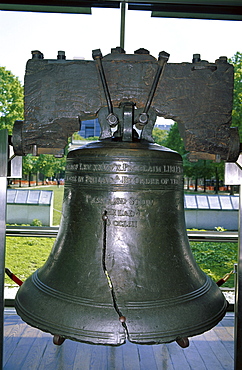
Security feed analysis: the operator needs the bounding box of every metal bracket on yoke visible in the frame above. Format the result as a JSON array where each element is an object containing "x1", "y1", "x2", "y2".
[
  {"x1": 92, "y1": 49, "x2": 119, "y2": 128},
  {"x1": 98, "y1": 104, "x2": 157, "y2": 142},
  {"x1": 94, "y1": 48, "x2": 169, "y2": 143},
  {"x1": 136, "y1": 50, "x2": 169, "y2": 128}
]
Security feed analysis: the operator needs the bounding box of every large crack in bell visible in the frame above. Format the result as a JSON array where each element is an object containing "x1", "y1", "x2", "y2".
[{"x1": 102, "y1": 210, "x2": 129, "y2": 339}]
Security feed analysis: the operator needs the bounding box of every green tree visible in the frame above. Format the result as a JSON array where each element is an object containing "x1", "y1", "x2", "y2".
[
  {"x1": 185, "y1": 158, "x2": 214, "y2": 192},
  {"x1": 22, "y1": 154, "x2": 66, "y2": 185},
  {"x1": 22, "y1": 154, "x2": 38, "y2": 187},
  {"x1": 163, "y1": 123, "x2": 225, "y2": 192},
  {"x1": 229, "y1": 52, "x2": 242, "y2": 138},
  {"x1": 71, "y1": 132, "x2": 85, "y2": 141},
  {"x1": 40, "y1": 155, "x2": 66, "y2": 182},
  {"x1": 71, "y1": 132, "x2": 99, "y2": 142},
  {"x1": 0, "y1": 66, "x2": 24, "y2": 133},
  {"x1": 163, "y1": 122, "x2": 186, "y2": 155},
  {"x1": 152, "y1": 127, "x2": 168, "y2": 146},
  {"x1": 36, "y1": 155, "x2": 56, "y2": 183},
  {"x1": 51, "y1": 156, "x2": 66, "y2": 180}
]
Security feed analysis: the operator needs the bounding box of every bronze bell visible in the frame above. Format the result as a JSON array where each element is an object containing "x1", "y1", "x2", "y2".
[{"x1": 15, "y1": 139, "x2": 227, "y2": 346}]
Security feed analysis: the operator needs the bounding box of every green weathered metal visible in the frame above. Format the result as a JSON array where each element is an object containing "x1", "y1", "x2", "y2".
[{"x1": 15, "y1": 140, "x2": 227, "y2": 345}]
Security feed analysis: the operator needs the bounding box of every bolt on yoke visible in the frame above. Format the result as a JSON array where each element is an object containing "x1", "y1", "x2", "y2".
[
  {"x1": 93, "y1": 48, "x2": 170, "y2": 142},
  {"x1": 139, "y1": 50, "x2": 170, "y2": 126}
]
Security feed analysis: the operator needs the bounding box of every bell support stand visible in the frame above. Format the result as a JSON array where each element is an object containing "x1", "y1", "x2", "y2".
[
  {"x1": 0, "y1": 130, "x2": 22, "y2": 370},
  {"x1": 225, "y1": 157, "x2": 242, "y2": 369},
  {"x1": 0, "y1": 130, "x2": 8, "y2": 370}
]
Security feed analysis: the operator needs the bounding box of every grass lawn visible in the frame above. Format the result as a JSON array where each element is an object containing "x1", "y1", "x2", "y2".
[
  {"x1": 5, "y1": 237, "x2": 53, "y2": 285},
  {"x1": 5, "y1": 185, "x2": 237, "y2": 289},
  {"x1": 5, "y1": 238, "x2": 237, "y2": 289},
  {"x1": 190, "y1": 241, "x2": 237, "y2": 288},
  {"x1": 5, "y1": 185, "x2": 63, "y2": 286}
]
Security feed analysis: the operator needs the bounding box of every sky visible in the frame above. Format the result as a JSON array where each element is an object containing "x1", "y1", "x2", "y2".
[
  {"x1": 0, "y1": 7, "x2": 242, "y2": 127},
  {"x1": 1, "y1": 7, "x2": 242, "y2": 85}
]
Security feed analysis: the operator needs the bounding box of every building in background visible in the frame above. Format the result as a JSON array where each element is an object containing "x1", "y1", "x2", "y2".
[
  {"x1": 155, "y1": 118, "x2": 174, "y2": 131},
  {"x1": 79, "y1": 118, "x2": 101, "y2": 138},
  {"x1": 79, "y1": 117, "x2": 173, "y2": 139}
]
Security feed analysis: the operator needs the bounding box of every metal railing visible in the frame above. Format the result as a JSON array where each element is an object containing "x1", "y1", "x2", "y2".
[
  {"x1": 6, "y1": 225, "x2": 239, "y2": 242},
  {"x1": 6, "y1": 226, "x2": 59, "y2": 238}
]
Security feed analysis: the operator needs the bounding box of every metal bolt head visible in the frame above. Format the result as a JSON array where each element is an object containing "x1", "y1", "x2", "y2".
[
  {"x1": 92, "y1": 49, "x2": 103, "y2": 60},
  {"x1": 111, "y1": 47, "x2": 125, "y2": 54},
  {"x1": 192, "y1": 54, "x2": 201, "y2": 63},
  {"x1": 158, "y1": 51, "x2": 170, "y2": 62},
  {"x1": 57, "y1": 51, "x2": 66, "y2": 60},
  {"x1": 31, "y1": 50, "x2": 44, "y2": 59},
  {"x1": 102, "y1": 212, "x2": 108, "y2": 221},
  {"x1": 134, "y1": 48, "x2": 150, "y2": 55},
  {"x1": 119, "y1": 316, "x2": 126, "y2": 323},
  {"x1": 219, "y1": 56, "x2": 227, "y2": 62},
  {"x1": 138, "y1": 112, "x2": 148, "y2": 125},
  {"x1": 107, "y1": 113, "x2": 118, "y2": 127}
]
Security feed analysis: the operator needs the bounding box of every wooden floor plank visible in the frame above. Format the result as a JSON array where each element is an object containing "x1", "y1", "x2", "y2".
[
  {"x1": 4, "y1": 325, "x2": 42, "y2": 369},
  {"x1": 89, "y1": 345, "x2": 109, "y2": 370},
  {"x1": 19, "y1": 330, "x2": 49, "y2": 370},
  {"x1": 212, "y1": 325, "x2": 234, "y2": 359},
  {"x1": 107, "y1": 344, "x2": 124, "y2": 370},
  {"x1": 3, "y1": 317, "x2": 22, "y2": 338},
  {"x1": 193, "y1": 335, "x2": 228, "y2": 370},
  {"x1": 122, "y1": 341, "x2": 141, "y2": 370},
  {"x1": 3, "y1": 317, "x2": 25, "y2": 346},
  {"x1": 3, "y1": 321, "x2": 30, "y2": 367},
  {"x1": 72, "y1": 343, "x2": 93, "y2": 370},
  {"x1": 37, "y1": 335, "x2": 66, "y2": 370},
  {"x1": 202, "y1": 328, "x2": 233, "y2": 369},
  {"x1": 166, "y1": 342, "x2": 191, "y2": 370},
  {"x1": 220, "y1": 314, "x2": 234, "y2": 338},
  {"x1": 3, "y1": 310, "x2": 235, "y2": 370},
  {"x1": 152, "y1": 344, "x2": 174, "y2": 370},
  {"x1": 137, "y1": 344, "x2": 158, "y2": 370},
  {"x1": 182, "y1": 340, "x2": 207, "y2": 370},
  {"x1": 53, "y1": 338, "x2": 79, "y2": 370}
]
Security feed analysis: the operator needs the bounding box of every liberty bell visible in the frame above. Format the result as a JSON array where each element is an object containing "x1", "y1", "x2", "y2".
[{"x1": 15, "y1": 50, "x2": 227, "y2": 347}]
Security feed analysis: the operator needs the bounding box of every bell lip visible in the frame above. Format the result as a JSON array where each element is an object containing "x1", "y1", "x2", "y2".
[
  {"x1": 15, "y1": 293, "x2": 127, "y2": 346},
  {"x1": 15, "y1": 294, "x2": 227, "y2": 346},
  {"x1": 15, "y1": 272, "x2": 228, "y2": 346},
  {"x1": 127, "y1": 299, "x2": 228, "y2": 345}
]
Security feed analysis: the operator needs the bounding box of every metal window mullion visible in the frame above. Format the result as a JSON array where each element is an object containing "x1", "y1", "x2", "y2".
[
  {"x1": 235, "y1": 185, "x2": 242, "y2": 369},
  {"x1": 0, "y1": 129, "x2": 8, "y2": 370}
]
